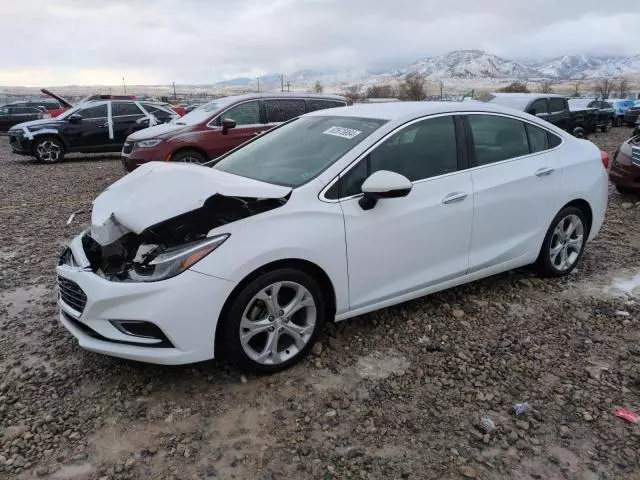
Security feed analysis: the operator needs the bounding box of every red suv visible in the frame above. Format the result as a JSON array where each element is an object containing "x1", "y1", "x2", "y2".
[
  {"x1": 120, "y1": 93, "x2": 350, "y2": 171},
  {"x1": 610, "y1": 135, "x2": 640, "y2": 195}
]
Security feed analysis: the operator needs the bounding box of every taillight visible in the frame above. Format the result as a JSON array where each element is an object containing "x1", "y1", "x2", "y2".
[{"x1": 600, "y1": 151, "x2": 610, "y2": 169}]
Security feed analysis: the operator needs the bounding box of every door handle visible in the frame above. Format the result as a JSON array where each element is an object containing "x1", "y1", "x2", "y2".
[
  {"x1": 535, "y1": 167, "x2": 555, "y2": 177},
  {"x1": 442, "y1": 192, "x2": 468, "y2": 204},
  {"x1": 97, "y1": 124, "x2": 108, "y2": 128}
]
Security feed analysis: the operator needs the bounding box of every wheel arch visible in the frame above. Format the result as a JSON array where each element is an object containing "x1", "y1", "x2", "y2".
[
  {"x1": 214, "y1": 258, "x2": 337, "y2": 354},
  {"x1": 30, "y1": 133, "x2": 69, "y2": 155},
  {"x1": 169, "y1": 146, "x2": 209, "y2": 162},
  {"x1": 561, "y1": 198, "x2": 593, "y2": 235}
]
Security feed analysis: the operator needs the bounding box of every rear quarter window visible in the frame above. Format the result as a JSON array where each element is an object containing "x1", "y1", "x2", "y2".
[{"x1": 308, "y1": 99, "x2": 347, "y2": 112}]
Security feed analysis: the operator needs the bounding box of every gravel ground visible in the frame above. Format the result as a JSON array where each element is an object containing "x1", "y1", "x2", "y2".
[{"x1": 0, "y1": 128, "x2": 639, "y2": 480}]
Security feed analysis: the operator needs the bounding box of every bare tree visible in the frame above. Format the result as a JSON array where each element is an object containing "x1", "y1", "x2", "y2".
[
  {"x1": 343, "y1": 84, "x2": 362, "y2": 103},
  {"x1": 366, "y1": 84, "x2": 396, "y2": 98},
  {"x1": 539, "y1": 80, "x2": 553, "y2": 94},
  {"x1": 615, "y1": 77, "x2": 629, "y2": 99},
  {"x1": 399, "y1": 73, "x2": 427, "y2": 101},
  {"x1": 572, "y1": 81, "x2": 581, "y2": 97},
  {"x1": 596, "y1": 78, "x2": 614, "y2": 99},
  {"x1": 498, "y1": 81, "x2": 530, "y2": 93},
  {"x1": 313, "y1": 81, "x2": 324, "y2": 93}
]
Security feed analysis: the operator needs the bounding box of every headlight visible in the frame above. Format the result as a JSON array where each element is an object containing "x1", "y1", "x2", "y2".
[
  {"x1": 128, "y1": 234, "x2": 229, "y2": 282},
  {"x1": 137, "y1": 139, "x2": 163, "y2": 148}
]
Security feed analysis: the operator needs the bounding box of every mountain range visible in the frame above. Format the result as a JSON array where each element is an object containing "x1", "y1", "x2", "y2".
[{"x1": 215, "y1": 50, "x2": 640, "y2": 89}]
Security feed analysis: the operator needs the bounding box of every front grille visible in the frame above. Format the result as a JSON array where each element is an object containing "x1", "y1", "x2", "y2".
[
  {"x1": 632, "y1": 146, "x2": 640, "y2": 168},
  {"x1": 57, "y1": 276, "x2": 87, "y2": 313},
  {"x1": 122, "y1": 141, "x2": 134, "y2": 154}
]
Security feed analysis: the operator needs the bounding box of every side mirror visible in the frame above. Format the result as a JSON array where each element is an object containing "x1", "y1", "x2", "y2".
[
  {"x1": 358, "y1": 170, "x2": 412, "y2": 210},
  {"x1": 221, "y1": 118, "x2": 236, "y2": 135},
  {"x1": 68, "y1": 114, "x2": 83, "y2": 123}
]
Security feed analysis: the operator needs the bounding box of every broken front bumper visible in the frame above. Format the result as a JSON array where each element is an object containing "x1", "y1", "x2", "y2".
[{"x1": 56, "y1": 234, "x2": 236, "y2": 365}]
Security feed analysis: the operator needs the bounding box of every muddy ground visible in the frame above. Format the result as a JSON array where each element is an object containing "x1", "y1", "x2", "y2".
[{"x1": 0, "y1": 128, "x2": 639, "y2": 480}]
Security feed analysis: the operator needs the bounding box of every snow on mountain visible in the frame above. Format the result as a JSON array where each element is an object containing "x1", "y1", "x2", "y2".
[
  {"x1": 392, "y1": 50, "x2": 538, "y2": 80},
  {"x1": 529, "y1": 54, "x2": 640, "y2": 79},
  {"x1": 212, "y1": 50, "x2": 640, "y2": 90}
]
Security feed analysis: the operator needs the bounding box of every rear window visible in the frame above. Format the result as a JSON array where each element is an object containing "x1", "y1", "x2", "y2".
[
  {"x1": 113, "y1": 102, "x2": 142, "y2": 116},
  {"x1": 549, "y1": 98, "x2": 566, "y2": 112},
  {"x1": 307, "y1": 99, "x2": 346, "y2": 112},
  {"x1": 264, "y1": 99, "x2": 306, "y2": 123}
]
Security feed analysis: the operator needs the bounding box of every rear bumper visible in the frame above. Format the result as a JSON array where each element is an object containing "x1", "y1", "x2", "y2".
[{"x1": 609, "y1": 152, "x2": 640, "y2": 188}]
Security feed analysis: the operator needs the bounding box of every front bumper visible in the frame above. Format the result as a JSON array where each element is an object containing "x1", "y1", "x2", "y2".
[
  {"x1": 8, "y1": 131, "x2": 32, "y2": 155},
  {"x1": 56, "y1": 249, "x2": 236, "y2": 365},
  {"x1": 121, "y1": 141, "x2": 168, "y2": 172}
]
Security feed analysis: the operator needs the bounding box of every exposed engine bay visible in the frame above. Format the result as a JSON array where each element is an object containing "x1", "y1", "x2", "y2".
[{"x1": 82, "y1": 194, "x2": 287, "y2": 281}]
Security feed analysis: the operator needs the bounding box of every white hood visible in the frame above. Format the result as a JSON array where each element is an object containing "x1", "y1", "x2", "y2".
[
  {"x1": 91, "y1": 162, "x2": 291, "y2": 245},
  {"x1": 126, "y1": 122, "x2": 187, "y2": 141}
]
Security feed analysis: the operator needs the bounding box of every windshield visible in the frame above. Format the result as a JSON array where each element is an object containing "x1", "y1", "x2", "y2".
[
  {"x1": 172, "y1": 102, "x2": 221, "y2": 125},
  {"x1": 213, "y1": 116, "x2": 388, "y2": 187}
]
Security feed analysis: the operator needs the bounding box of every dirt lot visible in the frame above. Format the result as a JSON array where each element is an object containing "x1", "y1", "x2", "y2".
[{"x1": 0, "y1": 128, "x2": 639, "y2": 480}]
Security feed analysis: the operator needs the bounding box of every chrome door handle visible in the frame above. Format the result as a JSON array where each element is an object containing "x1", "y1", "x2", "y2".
[
  {"x1": 535, "y1": 167, "x2": 555, "y2": 177},
  {"x1": 442, "y1": 192, "x2": 468, "y2": 204}
]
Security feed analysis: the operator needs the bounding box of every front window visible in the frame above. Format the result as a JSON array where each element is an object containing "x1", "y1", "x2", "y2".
[
  {"x1": 172, "y1": 101, "x2": 221, "y2": 125},
  {"x1": 213, "y1": 116, "x2": 387, "y2": 188},
  {"x1": 78, "y1": 104, "x2": 108, "y2": 119},
  {"x1": 217, "y1": 101, "x2": 260, "y2": 126}
]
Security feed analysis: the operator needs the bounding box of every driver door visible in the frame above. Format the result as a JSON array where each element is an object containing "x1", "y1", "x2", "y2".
[
  {"x1": 335, "y1": 114, "x2": 474, "y2": 311},
  {"x1": 66, "y1": 103, "x2": 112, "y2": 151}
]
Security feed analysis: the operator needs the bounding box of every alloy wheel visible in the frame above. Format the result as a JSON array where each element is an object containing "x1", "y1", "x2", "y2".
[
  {"x1": 239, "y1": 281, "x2": 316, "y2": 365},
  {"x1": 36, "y1": 140, "x2": 61, "y2": 163},
  {"x1": 549, "y1": 214, "x2": 584, "y2": 272}
]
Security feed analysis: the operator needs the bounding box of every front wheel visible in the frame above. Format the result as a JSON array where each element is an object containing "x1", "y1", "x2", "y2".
[
  {"x1": 172, "y1": 149, "x2": 206, "y2": 164},
  {"x1": 220, "y1": 268, "x2": 327, "y2": 373},
  {"x1": 33, "y1": 137, "x2": 65, "y2": 163},
  {"x1": 536, "y1": 207, "x2": 588, "y2": 278}
]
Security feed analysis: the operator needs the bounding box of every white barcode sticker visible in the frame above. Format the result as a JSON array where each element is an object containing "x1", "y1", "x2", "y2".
[{"x1": 323, "y1": 126, "x2": 362, "y2": 140}]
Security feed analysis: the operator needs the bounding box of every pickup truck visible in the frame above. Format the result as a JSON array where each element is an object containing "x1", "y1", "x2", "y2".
[
  {"x1": 487, "y1": 93, "x2": 596, "y2": 137},
  {"x1": 569, "y1": 99, "x2": 613, "y2": 132}
]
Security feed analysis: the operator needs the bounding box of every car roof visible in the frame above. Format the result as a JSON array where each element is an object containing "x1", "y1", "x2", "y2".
[
  {"x1": 201, "y1": 92, "x2": 348, "y2": 109},
  {"x1": 304, "y1": 101, "x2": 542, "y2": 122}
]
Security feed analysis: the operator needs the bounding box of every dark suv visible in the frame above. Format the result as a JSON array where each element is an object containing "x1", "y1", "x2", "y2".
[
  {"x1": 121, "y1": 93, "x2": 350, "y2": 171},
  {"x1": 0, "y1": 105, "x2": 46, "y2": 132},
  {"x1": 8, "y1": 100, "x2": 178, "y2": 163}
]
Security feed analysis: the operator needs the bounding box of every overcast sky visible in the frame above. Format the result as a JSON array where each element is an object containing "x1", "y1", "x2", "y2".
[{"x1": 2, "y1": 0, "x2": 640, "y2": 86}]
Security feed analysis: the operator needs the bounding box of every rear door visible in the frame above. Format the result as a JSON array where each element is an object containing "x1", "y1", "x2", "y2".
[
  {"x1": 549, "y1": 97, "x2": 570, "y2": 130},
  {"x1": 205, "y1": 100, "x2": 263, "y2": 160},
  {"x1": 465, "y1": 113, "x2": 562, "y2": 272},
  {"x1": 112, "y1": 102, "x2": 147, "y2": 146},
  {"x1": 65, "y1": 103, "x2": 111, "y2": 150}
]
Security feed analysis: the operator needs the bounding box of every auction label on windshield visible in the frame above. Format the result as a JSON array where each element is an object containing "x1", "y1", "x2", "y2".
[{"x1": 323, "y1": 126, "x2": 362, "y2": 139}]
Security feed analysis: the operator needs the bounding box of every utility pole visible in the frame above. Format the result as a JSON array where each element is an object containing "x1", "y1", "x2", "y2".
[
  {"x1": 172, "y1": 81, "x2": 177, "y2": 100},
  {"x1": 122, "y1": 77, "x2": 127, "y2": 94},
  {"x1": 257, "y1": 77, "x2": 260, "y2": 93},
  {"x1": 285, "y1": 81, "x2": 291, "y2": 92},
  {"x1": 280, "y1": 74, "x2": 284, "y2": 92},
  {"x1": 440, "y1": 81, "x2": 443, "y2": 100}
]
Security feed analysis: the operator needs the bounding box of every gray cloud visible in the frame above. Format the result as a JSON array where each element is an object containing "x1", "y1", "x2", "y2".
[{"x1": 2, "y1": 0, "x2": 640, "y2": 85}]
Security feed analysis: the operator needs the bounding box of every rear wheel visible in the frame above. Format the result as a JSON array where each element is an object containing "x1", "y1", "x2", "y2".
[
  {"x1": 601, "y1": 120, "x2": 612, "y2": 132},
  {"x1": 536, "y1": 207, "x2": 588, "y2": 278},
  {"x1": 33, "y1": 137, "x2": 65, "y2": 163},
  {"x1": 172, "y1": 150, "x2": 206, "y2": 164},
  {"x1": 614, "y1": 116, "x2": 623, "y2": 127},
  {"x1": 220, "y1": 268, "x2": 327, "y2": 373}
]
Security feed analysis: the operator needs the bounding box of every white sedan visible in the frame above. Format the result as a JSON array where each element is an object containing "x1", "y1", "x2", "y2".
[{"x1": 56, "y1": 102, "x2": 609, "y2": 373}]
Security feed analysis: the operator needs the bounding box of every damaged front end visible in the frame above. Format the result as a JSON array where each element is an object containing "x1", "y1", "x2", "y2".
[{"x1": 80, "y1": 194, "x2": 287, "y2": 282}]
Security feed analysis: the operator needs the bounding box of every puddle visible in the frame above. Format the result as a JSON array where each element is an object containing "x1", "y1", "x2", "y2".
[
  {"x1": 605, "y1": 271, "x2": 640, "y2": 297},
  {"x1": 356, "y1": 351, "x2": 410, "y2": 379},
  {"x1": 0, "y1": 285, "x2": 52, "y2": 318}
]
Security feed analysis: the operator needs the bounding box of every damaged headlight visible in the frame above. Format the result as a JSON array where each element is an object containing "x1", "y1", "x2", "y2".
[
  {"x1": 137, "y1": 139, "x2": 163, "y2": 148},
  {"x1": 128, "y1": 234, "x2": 229, "y2": 282}
]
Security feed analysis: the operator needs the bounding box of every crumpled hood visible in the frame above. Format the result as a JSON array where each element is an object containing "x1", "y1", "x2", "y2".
[
  {"x1": 10, "y1": 118, "x2": 66, "y2": 132},
  {"x1": 126, "y1": 122, "x2": 189, "y2": 141},
  {"x1": 90, "y1": 162, "x2": 291, "y2": 245}
]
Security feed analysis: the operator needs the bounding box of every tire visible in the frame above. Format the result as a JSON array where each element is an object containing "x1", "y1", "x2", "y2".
[
  {"x1": 535, "y1": 206, "x2": 589, "y2": 278},
  {"x1": 33, "y1": 137, "x2": 65, "y2": 164},
  {"x1": 615, "y1": 185, "x2": 639, "y2": 196},
  {"x1": 572, "y1": 127, "x2": 585, "y2": 139},
  {"x1": 614, "y1": 116, "x2": 623, "y2": 127},
  {"x1": 171, "y1": 150, "x2": 206, "y2": 164},
  {"x1": 219, "y1": 268, "x2": 327, "y2": 374}
]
